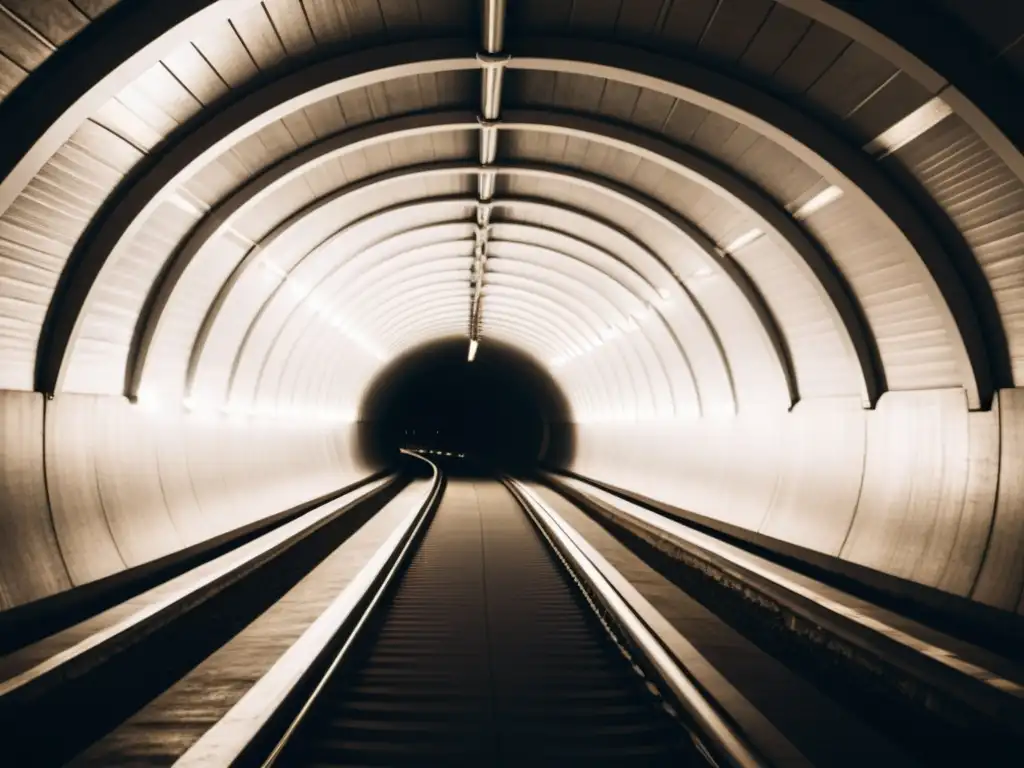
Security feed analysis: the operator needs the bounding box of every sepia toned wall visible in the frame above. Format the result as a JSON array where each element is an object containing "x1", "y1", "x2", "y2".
[
  {"x1": 0, "y1": 390, "x2": 374, "y2": 610},
  {"x1": 569, "y1": 388, "x2": 1024, "y2": 614}
]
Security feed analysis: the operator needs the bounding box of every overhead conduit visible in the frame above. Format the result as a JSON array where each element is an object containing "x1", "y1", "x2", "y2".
[{"x1": 0, "y1": 0, "x2": 1022, "y2": 622}]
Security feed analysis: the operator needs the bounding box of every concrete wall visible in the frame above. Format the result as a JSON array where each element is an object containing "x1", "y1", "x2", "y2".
[
  {"x1": 6, "y1": 385, "x2": 1024, "y2": 619},
  {"x1": 569, "y1": 388, "x2": 1024, "y2": 615},
  {"x1": 0, "y1": 390, "x2": 373, "y2": 611}
]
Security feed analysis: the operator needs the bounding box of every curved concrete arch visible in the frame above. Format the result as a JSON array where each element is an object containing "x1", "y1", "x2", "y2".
[
  {"x1": 507, "y1": 38, "x2": 997, "y2": 408},
  {"x1": 229, "y1": 199, "x2": 735, "y2": 411},
  {"x1": 215, "y1": 212, "x2": 481, "y2": 405},
  {"x1": 115, "y1": 112, "x2": 783, "y2": 410},
  {"x1": 485, "y1": 258, "x2": 681, "y2": 415},
  {"x1": 39, "y1": 47, "x2": 927, "y2": 410},
  {"x1": 348, "y1": 260, "x2": 677, "y2": 419},
  {"x1": 12, "y1": 27, "x2": 1003, "y2": 412},
  {"x1": 168, "y1": 166, "x2": 754, "y2": 421},
  {"x1": 35, "y1": 40, "x2": 480, "y2": 395},
  {"x1": 774, "y1": 0, "x2": 1024, "y2": 182},
  {"x1": 169, "y1": 161, "x2": 779, "y2": 417},
  {"x1": 484, "y1": 278, "x2": 661, "y2": 419},
  {"x1": 500, "y1": 109, "x2": 883, "y2": 405},
  {"x1": 278, "y1": 268, "x2": 641, "y2": 418}
]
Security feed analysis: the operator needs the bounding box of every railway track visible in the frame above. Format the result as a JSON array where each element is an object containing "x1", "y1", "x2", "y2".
[{"x1": 178, "y1": 459, "x2": 757, "y2": 767}]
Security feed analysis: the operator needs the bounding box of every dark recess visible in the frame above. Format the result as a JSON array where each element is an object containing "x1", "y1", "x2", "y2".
[{"x1": 357, "y1": 337, "x2": 574, "y2": 472}]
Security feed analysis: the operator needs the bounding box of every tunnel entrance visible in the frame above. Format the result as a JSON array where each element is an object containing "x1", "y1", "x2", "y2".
[{"x1": 357, "y1": 338, "x2": 574, "y2": 472}]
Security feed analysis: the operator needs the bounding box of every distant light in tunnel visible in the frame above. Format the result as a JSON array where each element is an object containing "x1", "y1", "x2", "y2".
[
  {"x1": 724, "y1": 228, "x2": 764, "y2": 253},
  {"x1": 468, "y1": 338, "x2": 479, "y2": 362},
  {"x1": 793, "y1": 185, "x2": 844, "y2": 219}
]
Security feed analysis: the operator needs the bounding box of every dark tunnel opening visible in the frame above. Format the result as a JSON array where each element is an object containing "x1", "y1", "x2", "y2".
[{"x1": 356, "y1": 338, "x2": 575, "y2": 472}]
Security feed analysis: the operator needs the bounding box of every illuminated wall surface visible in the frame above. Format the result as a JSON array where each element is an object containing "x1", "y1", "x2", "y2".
[{"x1": 1, "y1": 0, "x2": 1024, "y2": 617}]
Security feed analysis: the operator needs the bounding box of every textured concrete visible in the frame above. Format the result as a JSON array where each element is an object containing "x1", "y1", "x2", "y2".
[
  {"x1": 569, "y1": 387, "x2": 1024, "y2": 614},
  {"x1": 0, "y1": 390, "x2": 377, "y2": 611}
]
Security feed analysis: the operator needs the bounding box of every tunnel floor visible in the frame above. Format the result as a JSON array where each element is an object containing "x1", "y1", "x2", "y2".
[{"x1": 1, "y1": 461, "x2": 1022, "y2": 767}]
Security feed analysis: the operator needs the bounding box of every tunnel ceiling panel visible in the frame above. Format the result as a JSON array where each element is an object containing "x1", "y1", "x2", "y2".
[{"x1": 0, "y1": 0, "x2": 1022, "y2": 420}]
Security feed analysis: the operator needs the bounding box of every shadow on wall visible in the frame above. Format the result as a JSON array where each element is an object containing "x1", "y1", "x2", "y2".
[{"x1": 357, "y1": 337, "x2": 575, "y2": 472}]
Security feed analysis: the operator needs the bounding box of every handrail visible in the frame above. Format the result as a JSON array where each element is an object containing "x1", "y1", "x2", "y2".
[
  {"x1": 174, "y1": 450, "x2": 443, "y2": 767},
  {"x1": 505, "y1": 477, "x2": 770, "y2": 768}
]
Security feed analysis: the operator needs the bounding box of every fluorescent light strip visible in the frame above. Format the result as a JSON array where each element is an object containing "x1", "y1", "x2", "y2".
[
  {"x1": 166, "y1": 190, "x2": 209, "y2": 217},
  {"x1": 724, "y1": 228, "x2": 763, "y2": 253},
  {"x1": 468, "y1": 338, "x2": 479, "y2": 362},
  {"x1": 865, "y1": 96, "x2": 953, "y2": 157},
  {"x1": 792, "y1": 185, "x2": 844, "y2": 219}
]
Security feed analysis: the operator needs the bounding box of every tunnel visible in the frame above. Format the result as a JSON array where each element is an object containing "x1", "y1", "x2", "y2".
[
  {"x1": 357, "y1": 337, "x2": 574, "y2": 469},
  {"x1": 1, "y1": 0, "x2": 1024, "y2": 764}
]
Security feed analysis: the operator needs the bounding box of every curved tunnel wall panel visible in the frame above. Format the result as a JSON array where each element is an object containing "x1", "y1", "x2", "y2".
[
  {"x1": 973, "y1": 389, "x2": 1024, "y2": 611},
  {"x1": 153, "y1": 412, "x2": 209, "y2": 545},
  {"x1": 937, "y1": 404, "x2": 1001, "y2": 597},
  {"x1": 758, "y1": 397, "x2": 867, "y2": 555},
  {"x1": 569, "y1": 388, "x2": 1024, "y2": 611},
  {"x1": 0, "y1": 391, "x2": 70, "y2": 609},
  {"x1": 892, "y1": 112, "x2": 1024, "y2": 384},
  {"x1": 799, "y1": 199, "x2": 961, "y2": 391},
  {"x1": 62, "y1": 200, "x2": 200, "y2": 395},
  {"x1": 91, "y1": 396, "x2": 184, "y2": 567},
  {"x1": 839, "y1": 390, "x2": 982, "y2": 584},
  {"x1": 44, "y1": 394, "x2": 128, "y2": 585},
  {"x1": 731, "y1": 235, "x2": 859, "y2": 398},
  {"x1": 0, "y1": 388, "x2": 376, "y2": 610}
]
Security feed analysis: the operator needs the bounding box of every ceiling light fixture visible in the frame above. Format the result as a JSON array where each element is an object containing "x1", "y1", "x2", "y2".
[
  {"x1": 724, "y1": 228, "x2": 764, "y2": 253},
  {"x1": 793, "y1": 185, "x2": 844, "y2": 219},
  {"x1": 866, "y1": 97, "x2": 952, "y2": 158}
]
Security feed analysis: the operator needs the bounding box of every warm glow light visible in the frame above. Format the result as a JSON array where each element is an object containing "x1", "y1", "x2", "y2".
[
  {"x1": 468, "y1": 338, "x2": 479, "y2": 362},
  {"x1": 724, "y1": 229, "x2": 764, "y2": 253},
  {"x1": 793, "y1": 185, "x2": 844, "y2": 219},
  {"x1": 866, "y1": 97, "x2": 952, "y2": 157}
]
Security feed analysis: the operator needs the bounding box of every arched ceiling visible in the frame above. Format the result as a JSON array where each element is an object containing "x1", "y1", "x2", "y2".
[{"x1": 0, "y1": 0, "x2": 1022, "y2": 425}]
